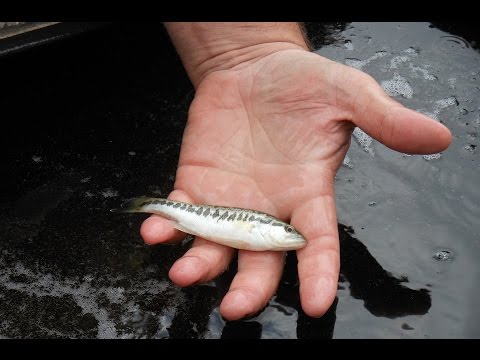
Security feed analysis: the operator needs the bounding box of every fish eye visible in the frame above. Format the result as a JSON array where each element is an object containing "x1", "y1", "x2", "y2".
[{"x1": 285, "y1": 226, "x2": 293, "y2": 233}]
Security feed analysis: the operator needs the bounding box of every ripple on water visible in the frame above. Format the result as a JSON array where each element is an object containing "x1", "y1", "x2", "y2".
[
  {"x1": 423, "y1": 153, "x2": 442, "y2": 161},
  {"x1": 431, "y1": 34, "x2": 475, "y2": 65},
  {"x1": 435, "y1": 35, "x2": 471, "y2": 53},
  {"x1": 433, "y1": 249, "x2": 455, "y2": 261}
]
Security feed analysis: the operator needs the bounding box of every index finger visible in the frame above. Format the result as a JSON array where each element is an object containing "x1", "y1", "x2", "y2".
[{"x1": 291, "y1": 193, "x2": 340, "y2": 318}]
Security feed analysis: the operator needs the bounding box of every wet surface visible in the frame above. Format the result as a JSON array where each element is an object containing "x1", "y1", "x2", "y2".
[{"x1": 1, "y1": 22, "x2": 479, "y2": 338}]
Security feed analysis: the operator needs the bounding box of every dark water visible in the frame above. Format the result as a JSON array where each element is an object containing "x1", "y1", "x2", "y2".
[{"x1": 0, "y1": 22, "x2": 479, "y2": 339}]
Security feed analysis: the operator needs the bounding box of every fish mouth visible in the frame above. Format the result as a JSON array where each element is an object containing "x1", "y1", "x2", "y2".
[{"x1": 282, "y1": 235, "x2": 307, "y2": 250}]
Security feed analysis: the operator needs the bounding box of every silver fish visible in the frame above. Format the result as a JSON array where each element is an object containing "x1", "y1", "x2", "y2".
[{"x1": 111, "y1": 197, "x2": 307, "y2": 251}]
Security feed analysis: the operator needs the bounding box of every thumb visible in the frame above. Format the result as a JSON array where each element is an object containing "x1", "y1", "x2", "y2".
[{"x1": 349, "y1": 74, "x2": 452, "y2": 154}]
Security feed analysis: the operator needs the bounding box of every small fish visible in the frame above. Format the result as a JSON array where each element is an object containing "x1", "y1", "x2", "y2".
[{"x1": 111, "y1": 197, "x2": 307, "y2": 251}]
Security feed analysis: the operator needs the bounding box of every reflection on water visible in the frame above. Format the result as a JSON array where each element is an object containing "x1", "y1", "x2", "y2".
[
  {"x1": 329, "y1": 22, "x2": 480, "y2": 338},
  {"x1": 218, "y1": 222, "x2": 432, "y2": 339},
  {"x1": 221, "y1": 321, "x2": 263, "y2": 339},
  {"x1": 1, "y1": 22, "x2": 479, "y2": 338},
  {"x1": 338, "y1": 225, "x2": 431, "y2": 319}
]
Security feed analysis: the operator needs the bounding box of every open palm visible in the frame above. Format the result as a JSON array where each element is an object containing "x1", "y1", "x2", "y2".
[{"x1": 141, "y1": 49, "x2": 451, "y2": 320}]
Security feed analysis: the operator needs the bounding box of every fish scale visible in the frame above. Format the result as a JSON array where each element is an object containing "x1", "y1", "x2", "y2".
[{"x1": 111, "y1": 197, "x2": 307, "y2": 251}]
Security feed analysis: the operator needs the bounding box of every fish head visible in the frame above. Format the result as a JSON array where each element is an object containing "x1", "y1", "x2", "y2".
[{"x1": 258, "y1": 222, "x2": 307, "y2": 251}]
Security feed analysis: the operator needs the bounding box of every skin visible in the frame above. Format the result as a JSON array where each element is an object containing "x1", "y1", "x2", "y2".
[{"x1": 140, "y1": 23, "x2": 452, "y2": 320}]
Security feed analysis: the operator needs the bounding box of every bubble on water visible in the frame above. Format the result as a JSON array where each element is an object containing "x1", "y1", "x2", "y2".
[
  {"x1": 433, "y1": 249, "x2": 454, "y2": 261},
  {"x1": 433, "y1": 97, "x2": 458, "y2": 116},
  {"x1": 342, "y1": 155, "x2": 353, "y2": 168},
  {"x1": 345, "y1": 58, "x2": 364, "y2": 69},
  {"x1": 404, "y1": 47, "x2": 418, "y2": 55},
  {"x1": 345, "y1": 51, "x2": 387, "y2": 70},
  {"x1": 119, "y1": 303, "x2": 144, "y2": 339},
  {"x1": 344, "y1": 40, "x2": 354, "y2": 51},
  {"x1": 154, "y1": 309, "x2": 176, "y2": 339},
  {"x1": 101, "y1": 188, "x2": 118, "y2": 198},
  {"x1": 374, "y1": 50, "x2": 388, "y2": 58},
  {"x1": 0, "y1": 261, "x2": 119, "y2": 338},
  {"x1": 105, "y1": 287, "x2": 126, "y2": 304},
  {"x1": 464, "y1": 144, "x2": 477, "y2": 153},
  {"x1": 381, "y1": 73, "x2": 413, "y2": 99},
  {"x1": 203, "y1": 307, "x2": 225, "y2": 339},
  {"x1": 447, "y1": 77, "x2": 456, "y2": 89},
  {"x1": 97, "y1": 321, "x2": 118, "y2": 339},
  {"x1": 409, "y1": 64, "x2": 437, "y2": 81},
  {"x1": 32, "y1": 155, "x2": 42, "y2": 163},
  {"x1": 0, "y1": 259, "x2": 175, "y2": 338},
  {"x1": 467, "y1": 132, "x2": 477, "y2": 140},
  {"x1": 423, "y1": 153, "x2": 442, "y2": 161},
  {"x1": 352, "y1": 127, "x2": 374, "y2": 155},
  {"x1": 390, "y1": 55, "x2": 410, "y2": 69},
  {"x1": 417, "y1": 110, "x2": 439, "y2": 120}
]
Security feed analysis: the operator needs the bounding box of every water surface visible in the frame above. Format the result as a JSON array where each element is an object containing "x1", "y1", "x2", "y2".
[{"x1": 0, "y1": 22, "x2": 478, "y2": 338}]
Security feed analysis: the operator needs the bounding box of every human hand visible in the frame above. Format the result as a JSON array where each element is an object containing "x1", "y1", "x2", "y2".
[{"x1": 140, "y1": 27, "x2": 451, "y2": 320}]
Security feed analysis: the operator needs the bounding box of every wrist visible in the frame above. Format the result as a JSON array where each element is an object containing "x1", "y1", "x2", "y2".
[{"x1": 164, "y1": 22, "x2": 310, "y2": 87}]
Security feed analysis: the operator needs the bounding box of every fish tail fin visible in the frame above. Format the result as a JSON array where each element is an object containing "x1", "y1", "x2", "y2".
[{"x1": 110, "y1": 197, "x2": 163, "y2": 213}]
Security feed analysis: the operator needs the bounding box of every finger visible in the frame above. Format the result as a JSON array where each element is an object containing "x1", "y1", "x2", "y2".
[
  {"x1": 292, "y1": 193, "x2": 340, "y2": 318},
  {"x1": 169, "y1": 237, "x2": 236, "y2": 287},
  {"x1": 346, "y1": 70, "x2": 452, "y2": 154},
  {"x1": 140, "y1": 189, "x2": 192, "y2": 245},
  {"x1": 219, "y1": 250, "x2": 285, "y2": 321}
]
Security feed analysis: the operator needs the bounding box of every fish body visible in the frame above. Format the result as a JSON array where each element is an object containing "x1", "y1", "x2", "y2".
[{"x1": 112, "y1": 197, "x2": 307, "y2": 251}]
